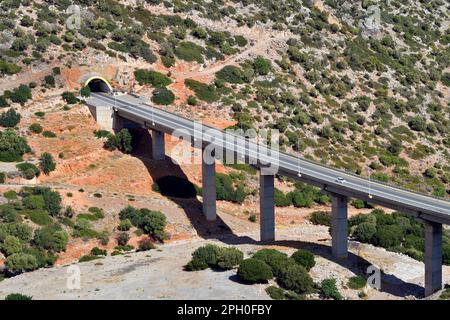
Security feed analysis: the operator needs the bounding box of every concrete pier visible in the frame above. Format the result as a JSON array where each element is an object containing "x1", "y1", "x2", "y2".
[
  {"x1": 424, "y1": 220, "x2": 442, "y2": 296},
  {"x1": 151, "y1": 130, "x2": 165, "y2": 160},
  {"x1": 202, "y1": 152, "x2": 216, "y2": 221},
  {"x1": 260, "y1": 172, "x2": 275, "y2": 241},
  {"x1": 331, "y1": 194, "x2": 348, "y2": 259}
]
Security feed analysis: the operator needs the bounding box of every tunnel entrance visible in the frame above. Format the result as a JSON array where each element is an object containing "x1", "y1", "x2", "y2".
[{"x1": 85, "y1": 77, "x2": 112, "y2": 93}]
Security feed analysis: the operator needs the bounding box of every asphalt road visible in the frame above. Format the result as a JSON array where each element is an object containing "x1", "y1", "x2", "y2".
[{"x1": 89, "y1": 93, "x2": 450, "y2": 222}]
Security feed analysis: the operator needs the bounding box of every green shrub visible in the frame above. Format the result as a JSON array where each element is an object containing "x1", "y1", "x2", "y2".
[
  {"x1": 1, "y1": 235, "x2": 23, "y2": 256},
  {"x1": 29, "y1": 123, "x2": 43, "y2": 134},
  {"x1": 33, "y1": 224, "x2": 68, "y2": 252},
  {"x1": 116, "y1": 232, "x2": 130, "y2": 246},
  {"x1": 253, "y1": 56, "x2": 271, "y2": 75},
  {"x1": 137, "y1": 238, "x2": 156, "y2": 251},
  {"x1": 0, "y1": 108, "x2": 21, "y2": 127},
  {"x1": 184, "y1": 79, "x2": 219, "y2": 103},
  {"x1": 152, "y1": 88, "x2": 175, "y2": 105},
  {"x1": 6, "y1": 253, "x2": 38, "y2": 273},
  {"x1": 10, "y1": 85, "x2": 32, "y2": 104},
  {"x1": 90, "y1": 247, "x2": 107, "y2": 256},
  {"x1": 118, "y1": 219, "x2": 132, "y2": 231},
  {"x1": 39, "y1": 152, "x2": 56, "y2": 175},
  {"x1": 138, "y1": 210, "x2": 167, "y2": 241},
  {"x1": 237, "y1": 258, "x2": 273, "y2": 283},
  {"x1": 373, "y1": 225, "x2": 403, "y2": 248},
  {"x1": 61, "y1": 92, "x2": 78, "y2": 104},
  {"x1": 16, "y1": 162, "x2": 40, "y2": 180},
  {"x1": 4, "y1": 293, "x2": 32, "y2": 300},
  {"x1": 0, "y1": 129, "x2": 31, "y2": 162},
  {"x1": 309, "y1": 211, "x2": 331, "y2": 226},
  {"x1": 274, "y1": 188, "x2": 292, "y2": 207},
  {"x1": 320, "y1": 278, "x2": 343, "y2": 300},
  {"x1": 192, "y1": 244, "x2": 221, "y2": 266},
  {"x1": 353, "y1": 222, "x2": 377, "y2": 242},
  {"x1": 291, "y1": 249, "x2": 315, "y2": 271},
  {"x1": 79, "y1": 255, "x2": 103, "y2": 263},
  {"x1": 134, "y1": 69, "x2": 172, "y2": 87},
  {"x1": 185, "y1": 257, "x2": 209, "y2": 271},
  {"x1": 217, "y1": 247, "x2": 244, "y2": 270},
  {"x1": 23, "y1": 195, "x2": 45, "y2": 210},
  {"x1": 3, "y1": 191, "x2": 17, "y2": 200},
  {"x1": 42, "y1": 131, "x2": 57, "y2": 138},
  {"x1": 347, "y1": 276, "x2": 367, "y2": 289},
  {"x1": 0, "y1": 172, "x2": 5, "y2": 183},
  {"x1": 266, "y1": 286, "x2": 287, "y2": 300},
  {"x1": 216, "y1": 65, "x2": 246, "y2": 84},
  {"x1": 277, "y1": 264, "x2": 314, "y2": 294},
  {"x1": 252, "y1": 249, "x2": 293, "y2": 277},
  {"x1": 25, "y1": 210, "x2": 52, "y2": 226},
  {"x1": 175, "y1": 41, "x2": 204, "y2": 63}
]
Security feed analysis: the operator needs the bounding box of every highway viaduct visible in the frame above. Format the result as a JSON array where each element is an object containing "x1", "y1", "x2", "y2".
[{"x1": 83, "y1": 77, "x2": 450, "y2": 297}]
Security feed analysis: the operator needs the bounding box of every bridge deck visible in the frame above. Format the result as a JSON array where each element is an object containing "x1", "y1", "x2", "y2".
[{"x1": 87, "y1": 93, "x2": 450, "y2": 224}]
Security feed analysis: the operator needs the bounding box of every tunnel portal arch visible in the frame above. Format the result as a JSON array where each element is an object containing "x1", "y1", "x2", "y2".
[{"x1": 84, "y1": 76, "x2": 113, "y2": 93}]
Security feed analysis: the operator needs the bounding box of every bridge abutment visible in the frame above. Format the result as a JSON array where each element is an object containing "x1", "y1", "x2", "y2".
[
  {"x1": 331, "y1": 193, "x2": 348, "y2": 259},
  {"x1": 424, "y1": 220, "x2": 442, "y2": 296},
  {"x1": 202, "y1": 150, "x2": 217, "y2": 221},
  {"x1": 151, "y1": 130, "x2": 165, "y2": 160},
  {"x1": 260, "y1": 172, "x2": 275, "y2": 242}
]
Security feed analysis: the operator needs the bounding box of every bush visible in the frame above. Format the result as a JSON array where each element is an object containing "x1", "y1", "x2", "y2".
[
  {"x1": 6, "y1": 253, "x2": 38, "y2": 273},
  {"x1": 237, "y1": 258, "x2": 273, "y2": 283},
  {"x1": 61, "y1": 92, "x2": 78, "y2": 104},
  {"x1": 373, "y1": 225, "x2": 403, "y2": 248},
  {"x1": 216, "y1": 65, "x2": 245, "y2": 84},
  {"x1": 252, "y1": 249, "x2": 293, "y2": 277},
  {"x1": 42, "y1": 131, "x2": 57, "y2": 138},
  {"x1": 4, "y1": 293, "x2": 32, "y2": 300},
  {"x1": 184, "y1": 79, "x2": 219, "y2": 103},
  {"x1": 1, "y1": 235, "x2": 23, "y2": 256},
  {"x1": 217, "y1": 247, "x2": 244, "y2": 270},
  {"x1": 266, "y1": 286, "x2": 287, "y2": 300},
  {"x1": 10, "y1": 85, "x2": 32, "y2": 104},
  {"x1": 191, "y1": 244, "x2": 221, "y2": 267},
  {"x1": 90, "y1": 247, "x2": 107, "y2": 256},
  {"x1": 23, "y1": 195, "x2": 45, "y2": 210},
  {"x1": 309, "y1": 211, "x2": 331, "y2": 226},
  {"x1": 104, "y1": 129, "x2": 133, "y2": 153},
  {"x1": 134, "y1": 69, "x2": 172, "y2": 87},
  {"x1": 25, "y1": 210, "x2": 52, "y2": 226},
  {"x1": 0, "y1": 108, "x2": 21, "y2": 127},
  {"x1": 291, "y1": 249, "x2": 315, "y2": 271},
  {"x1": 347, "y1": 276, "x2": 366, "y2": 289},
  {"x1": 152, "y1": 88, "x2": 175, "y2": 105},
  {"x1": 277, "y1": 264, "x2": 314, "y2": 294},
  {"x1": 185, "y1": 257, "x2": 209, "y2": 271},
  {"x1": 29, "y1": 123, "x2": 43, "y2": 134},
  {"x1": 320, "y1": 278, "x2": 343, "y2": 300},
  {"x1": 3, "y1": 191, "x2": 17, "y2": 200},
  {"x1": 39, "y1": 152, "x2": 56, "y2": 175},
  {"x1": 0, "y1": 172, "x2": 5, "y2": 183},
  {"x1": 175, "y1": 41, "x2": 204, "y2": 63},
  {"x1": 16, "y1": 163, "x2": 40, "y2": 180},
  {"x1": 139, "y1": 210, "x2": 167, "y2": 241},
  {"x1": 116, "y1": 232, "x2": 130, "y2": 246},
  {"x1": 0, "y1": 129, "x2": 31, "y2": 162},
  {"x1": 118, "y1": 219, "x2": 132, "y2": 231},
  {"x1": 137, "y1": 238, "x2": 156, "y2": 251},
  {"x1": 353, "y1": 222, "x2": 377, "y2": 242},
  {"x1": 33, "y1": 224, "x2": 68, "y2": 252}
]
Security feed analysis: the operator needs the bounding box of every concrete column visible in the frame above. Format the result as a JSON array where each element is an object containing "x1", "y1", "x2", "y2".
[
  {"x1": 331, "y1": 194, "x2": 348, "y2": 259},
  {"x1": 424, "y1": 220, "x2": 442, "y2": 296},
  {"x1": 151, "y1": 129, "x2": 165, "y2": 160},
  {"x1": 94, "y1": 106, "x2": 114, "y2": 131},
  {"x1": 260, "y1": 172, "x2": 275, "y2": 242},
  {"x1": 202, "y1": 152, "x2": 216, "y2": 221}
]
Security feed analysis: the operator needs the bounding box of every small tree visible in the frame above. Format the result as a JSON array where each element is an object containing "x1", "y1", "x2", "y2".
[
  {"x1": 277, "y1": 264, "x2": 314, "y2": 294},
  {"x1": 116, "y1": 232, "x2": 130, "y2": 246},
  {"x1": 217, "y1": 247, "x2": 244, "y2": 270},
  {"x1": 39, "y1": 152, "x2": 56, "y2": 175},
  {"x1": 320, "y1": 278, "x2": 343, "y2": 300},
  {"x1": 29, "y1": 123, "x2": 43, "y2": 134},
  {"x1": 61, "y1": 92, "x2": 78, "y2": 104},
  {"x1": 6, "y1": 253, "x2": 38, "y2": 274}
]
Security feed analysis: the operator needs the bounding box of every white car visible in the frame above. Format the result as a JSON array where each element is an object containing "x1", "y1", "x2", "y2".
[{"x1": 336, "y1": 177, "x2": 346, "y2": 184}]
